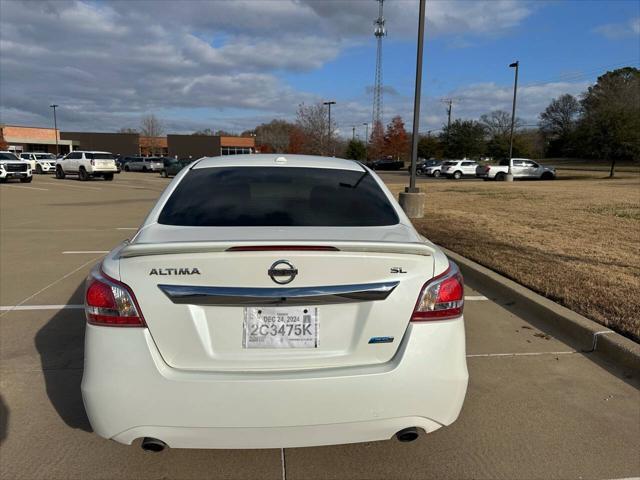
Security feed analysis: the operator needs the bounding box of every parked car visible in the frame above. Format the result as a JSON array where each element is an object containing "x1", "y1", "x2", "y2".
[
  {"x1": 124, "y1": 156, "x2": 164, "y2": 172},
  {"x1": 55, "y1": 150, "x2": 118, "y2": 181},
  {"x1": 81, "y1": 154, "x2": 468, "y2": 451},
  {"x1": 441, "y1": 160, "x2": 479, "y2": 179},
  {"x1": 476, "y1": 158, "x2": 556, "y2": 181},
  {"x1": 159, "y1": 157, "x2": 191, "y2": 178},
  {"x1": 421, "y1": 160, "x2": 443, "y2": 177},
  {"x1": 20, "y1": 152, "x2": 58, "y2": 174},
  {"x1": 371, "y1": 158, "x2": 404, "y2": 171},
  {"x1": 0, "y1": 151, "x2": 32, "y2": 183}
]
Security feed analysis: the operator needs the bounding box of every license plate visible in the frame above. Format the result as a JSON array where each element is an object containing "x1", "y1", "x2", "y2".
[{"x1": 243, "y1": 306, "x2": 318, "y2": 349}]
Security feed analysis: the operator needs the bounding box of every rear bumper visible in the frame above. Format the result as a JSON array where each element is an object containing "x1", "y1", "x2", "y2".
[{"x1": 82, "y1": 319, "x2": 468, "y2": 449}]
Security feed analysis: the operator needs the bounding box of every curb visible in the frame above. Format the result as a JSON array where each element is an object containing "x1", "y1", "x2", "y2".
[{"x1": 443, "y1": 247, "x2": 640, "y2": 375}]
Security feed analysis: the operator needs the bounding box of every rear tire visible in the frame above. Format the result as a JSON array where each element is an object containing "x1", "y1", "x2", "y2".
[
  {"x1": 142, "y1": 166, "x2": 148, "y2": 172},
  {"x1": 160, "y1": 169, "x2": 168, "y2": 178},
  {"x1": 55, "y1": 166, "x2": 65, "y2": 179},
  {"x1": 35, "y1": 164, "x2": 43, "y2": 174},
  {"x1": 433, "y1": 170, "x2": 441, "y2": 178},
  {"x1": 78, "y1": 167, "x2": 89, "y2": 181},
  {"x1": 496, "y1": 172, "x2": 506, "y2": 181},
  {"x1": 124, "y1": 165, "x2": 130, "y2": 172},
  {"x1": 20, "y1": 176, "x2": 33, "y2": 183},
  {"x1": 453, "y1": 171, "x2": 462, "y2": 180},
  {"x1": 541, "y1": 172, "x2": 554, "y2": 180},
  {"x1": 103, "y1": 173, "x2": 114, "y2": 181}
]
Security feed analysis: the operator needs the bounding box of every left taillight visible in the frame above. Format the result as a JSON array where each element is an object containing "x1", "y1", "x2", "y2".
[
  {"x1": 411, "y1": 262, "x2": 464, "y2": 321},
  {"x1": 85, "y1": 268, "x2": 146, "y2": 327}
]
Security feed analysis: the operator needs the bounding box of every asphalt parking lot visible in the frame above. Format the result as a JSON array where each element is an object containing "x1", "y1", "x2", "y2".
[{"x1": 0, "y1": 172, "x2": 638, "y2": 480}]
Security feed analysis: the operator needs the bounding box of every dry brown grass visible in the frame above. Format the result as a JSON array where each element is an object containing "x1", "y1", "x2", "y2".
[{"x1": 388, "y1": 172, "x2": 640, "y2": 341}]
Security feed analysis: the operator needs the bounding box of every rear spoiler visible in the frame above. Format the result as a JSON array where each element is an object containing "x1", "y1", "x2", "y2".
[{"x1": 118, "y1": 241, "x2": 435, "y2": 259}]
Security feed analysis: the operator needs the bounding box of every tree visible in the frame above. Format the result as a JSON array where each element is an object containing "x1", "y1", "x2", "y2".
[
  {"x1": 368, "y1": 120, "x2": 385, "y2": 160},
  {"x1": 417, "y1": 134, "x2": 444, "y2": 159},
  {"x1": 192, "y1": 128, "x2": 215, "y2": 136},
  {"x1": 480, "y1": 110, "x2": 521, "y2": 138},
  {"x1": 441, "y1": 120, "x2": 486, "y2": 158},
  {"x1": 384, "y1": 116, "x2": 409, "y2": 161},
  {"x1": 140, "y1": 114, "x2": 164, "y2": 155},
  {"x1": 254, "y1": 119, "x2": 294, "y2": 153},
  {"x1": 295, "y1": 102, "x2": 333, "y2": 155},
  {"x1": 344, "y1": 139, "x2": 367, "y2": 161},
  {"x1": 578, "y1": 67, "x2": 640, "y2": 176},
  {"x1": 539, "y1": 94, "x2": 580, "y2": 157}
]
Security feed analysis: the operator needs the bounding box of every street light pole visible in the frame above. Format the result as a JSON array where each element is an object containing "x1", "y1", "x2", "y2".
[
  {"x1": 323, "y1": 100, "x2": 336, "y2": 156},
  {"x1": 408, "y1": 0, "x2": 426, "y2": 192},
  {"x1": 507, "y1": 61, "x2": 519, "y2": 181},
  {"x1": 50, "y1": 104, "x2": 59, "y2": 155},
  {"x1": 398, "y1": 0, "x2": 426, "y2": 219}
]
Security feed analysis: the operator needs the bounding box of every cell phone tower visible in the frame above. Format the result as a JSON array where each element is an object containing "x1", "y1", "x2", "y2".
[{"x1": 372, "y1": 0, "x2": 387, "y2": 129}]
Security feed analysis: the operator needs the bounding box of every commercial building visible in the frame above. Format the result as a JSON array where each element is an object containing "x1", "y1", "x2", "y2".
[
  {"x1": 0, "y1": 125, "x2": 76, "y2": 154},
  {"x1": 1, "y1": 124, "x2": 255, "y2": 158}
]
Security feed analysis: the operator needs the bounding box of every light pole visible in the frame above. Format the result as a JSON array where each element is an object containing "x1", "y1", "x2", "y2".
[
  {"x1": 362, "y1": 123, "x2": 369, "y2": 144},
  {"x1": 351, "y1": 125, "x2": 356, "y2": 140},
  {"x1": 323, "y1": 100, "x2": 336, "y2": 155},
  {"x1": 507, "y1": 61, "x2": 519, "y2": 181},
  {"x1": 398, "y1": 0, "x2": 426, "y2": 218},
  {"x1": 50, "y1": 104, "x2": 59, "y2": 155}
]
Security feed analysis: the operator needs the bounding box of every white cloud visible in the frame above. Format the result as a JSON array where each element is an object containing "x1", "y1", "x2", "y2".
[
  {"x1": 593, "y1": 17, "x2": 640, "y2": 39},
  {"x1": 0, "y1": 0, "x2": 537, "y2": 132}
]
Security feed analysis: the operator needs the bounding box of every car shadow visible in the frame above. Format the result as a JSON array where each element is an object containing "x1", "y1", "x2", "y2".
[
  {"x1": 34, "y1": 282, "x2": 92, "y2": 432},
  {"x1": 0, "y1": 394, "x2": 8, "y2": 445}
]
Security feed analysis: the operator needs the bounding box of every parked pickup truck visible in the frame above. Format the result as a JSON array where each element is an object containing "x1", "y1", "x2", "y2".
[
  {"x1": 476, "y1": 158, "x2": 556, "y2": 181},
  {"x1": 0, "y1": 151, "x2": 33, "y2": 183}
]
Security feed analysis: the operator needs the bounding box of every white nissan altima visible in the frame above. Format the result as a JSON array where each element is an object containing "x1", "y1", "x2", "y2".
[{"x1": 81, "y1": 154, "x2": 468, "y2": 451}]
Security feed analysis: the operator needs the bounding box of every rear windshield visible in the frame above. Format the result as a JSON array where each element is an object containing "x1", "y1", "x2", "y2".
[
  {"x1": 87, "y1": 153, "x2": 114, "y2": 160},
  {"x1": 158, "y1": 167, "x2": 399, "y2": 227}
]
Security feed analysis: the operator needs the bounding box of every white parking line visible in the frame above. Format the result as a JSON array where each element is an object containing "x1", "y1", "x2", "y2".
[
  {"x1": 0, "y1": 254, "x2": 103, "y2": 318},
  {"x1": 38, "y1": 182, "x2": 102, "y2": 191},
  {"x1": 63, "y1": 250, "x2": 109, "y2": 254},
  {"x1": 116, "y1": 227, "x2": 138, "y2": 230},
  {"x1": 1, "y1": 184, "x2": 49, "y2": 191},
  {"x1": 465, "y1": 295, "x2": 488, "y2": 301},
  {"x1": 467, "y1": 351, "x2": 576, "y2": 358},
  {"x1": 0, "y1": 304, "x2": 84, "y2": 311}
]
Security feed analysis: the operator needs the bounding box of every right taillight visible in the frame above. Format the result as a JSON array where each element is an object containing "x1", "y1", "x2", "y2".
[
  {"x1": 411, "y1": 262, "x2": 464, "y2": 321},
  {"x1": 85, "y1": 268, "x2": 146, "y2": 327}
]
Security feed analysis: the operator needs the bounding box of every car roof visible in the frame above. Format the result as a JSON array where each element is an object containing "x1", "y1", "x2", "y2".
[
  {"x1": 194, "y1": 154, "x2": 365, "y2": 171},
  {"x1": 73, "y1": 150, "x2": 113, "y2": 154}
]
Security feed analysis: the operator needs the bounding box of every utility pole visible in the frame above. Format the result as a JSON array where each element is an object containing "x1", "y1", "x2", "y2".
[
  {"x1": 507, "y1": 60, "x2": 519, "y2": 181},
  {"x1": 50, "y1": 104, "x2": 59, "y2": 155},
  {"x1": 398, "y1": 0, "x2": 426, "y2": 218},
  {"x1": 323, "y1": 100, "x2": 336, "y2": 156},
  {"x1": 352, "y1": 125, "x2": 356, "y2": 141}
]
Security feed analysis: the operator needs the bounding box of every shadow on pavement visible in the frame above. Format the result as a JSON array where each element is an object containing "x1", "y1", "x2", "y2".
[
  {"x1": 0, "y1": 394, "x2": 8, "y2": 445},
  {"x1": 34, "y1": 282, "x2": 92, "y2": 432}
]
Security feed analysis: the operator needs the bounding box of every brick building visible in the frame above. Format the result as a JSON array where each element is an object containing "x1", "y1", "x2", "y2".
[{"x1": 0, "y1": 125, "x2": 76, "y2": 154}]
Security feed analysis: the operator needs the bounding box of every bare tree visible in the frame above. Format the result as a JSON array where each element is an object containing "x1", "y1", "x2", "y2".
[
  {"x1": 254, "y1": 120, "x2": 294, "y2": 153},
  {"x1": 480, "y1": 110, "x2": 522, "y2": 138},
  {"x1": 140, "y1": 114, "x2": 164, "y2": 155},
  {"x1": 539, "y1": 94, "x2": 580, "y2": 138},
  {"x1": 295, "y1": 102, "x2": 335, "y2": 155}
]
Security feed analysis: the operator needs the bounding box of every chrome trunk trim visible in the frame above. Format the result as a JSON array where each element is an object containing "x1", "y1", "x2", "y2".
[{"x1": 158, "y1": 281, "x2": 400, "y2": 306}]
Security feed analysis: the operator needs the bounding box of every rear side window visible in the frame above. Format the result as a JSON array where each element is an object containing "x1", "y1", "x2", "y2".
[{"x1": 158, "y1": 167, "x2": 399, "y2": 227}]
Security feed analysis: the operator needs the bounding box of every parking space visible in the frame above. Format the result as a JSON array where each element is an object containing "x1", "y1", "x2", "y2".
[{"x1": 0, "y1": 173, "x2": 638, "y2": 480}]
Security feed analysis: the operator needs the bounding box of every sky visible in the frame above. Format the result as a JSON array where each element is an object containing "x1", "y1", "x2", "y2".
[{"x1": 0, "y1": 0, "x2": 639, "y2": 138}]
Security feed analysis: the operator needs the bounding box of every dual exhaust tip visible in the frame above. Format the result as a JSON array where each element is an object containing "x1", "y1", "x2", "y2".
[{"x1": 140, "y1": 428, "x2": 420, "y2": 452}]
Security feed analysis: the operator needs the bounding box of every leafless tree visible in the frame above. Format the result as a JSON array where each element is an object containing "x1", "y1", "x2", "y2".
[
  {"x1": 254, "y1": 120, "x2": 294, "y2": 153},
  {"x1": 480, "y1": 110, "x2": 522, "y2": 138},
  {"x1": 295, "y1": 102, "x2": 335, "y2": 155},
  {"x1": 140, "y1": 114, "x2": 164, "y2": 155}
]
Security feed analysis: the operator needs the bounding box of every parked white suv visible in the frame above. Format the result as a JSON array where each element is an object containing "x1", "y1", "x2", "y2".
[
  {"x1": 81, "y1": 155, "x2": 468, "y2": 451},
  {"x1": 55, "y1": 151, "x2": 118, "y2": 181},
  {"x1": 441, "y1": 160, "x2": 479, "y2": 179},
  {"x1": 123, "y1": 156, "x2": 164, "y2": 172},
  {"x1": 0, "y1": 151, "x2": 32, "y2": 183},
  {"x1": 20, "y1": 152, "x2": 58, "y2": 174}
]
